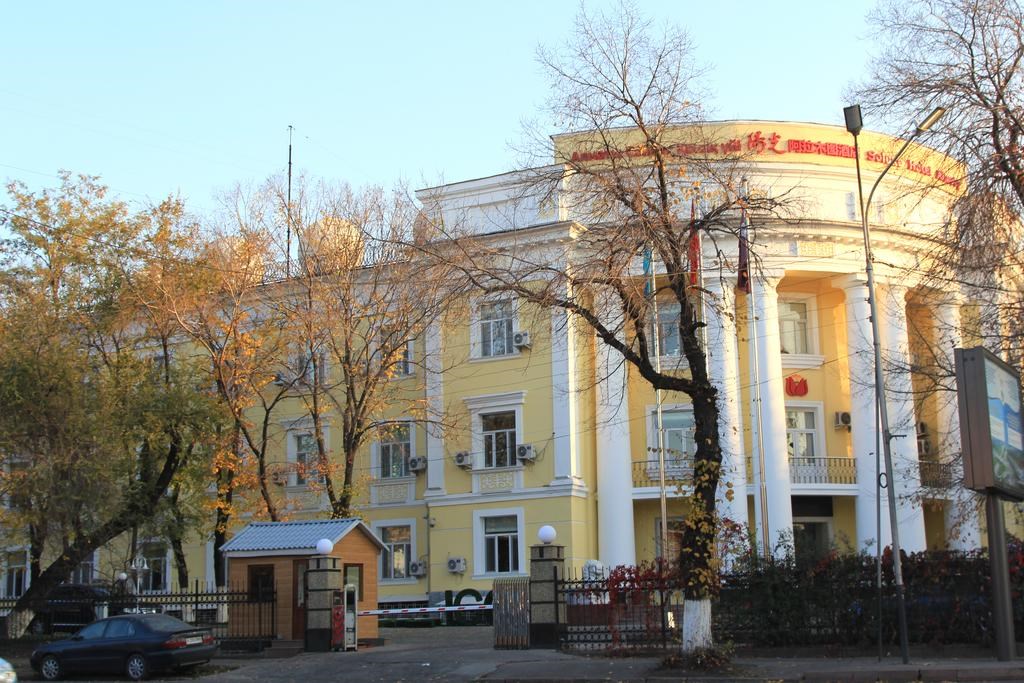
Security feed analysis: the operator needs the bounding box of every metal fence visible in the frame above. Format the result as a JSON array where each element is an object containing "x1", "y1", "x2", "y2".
[
  {"x1": 493, "y1": 577, "x2": 530, "y2": 649},
  {"x1": 0, "y1": 582, "x2": 277, "y2": 648},
  {"x1": 556, "y1": 569, "x2": 684, "y2": 653}
]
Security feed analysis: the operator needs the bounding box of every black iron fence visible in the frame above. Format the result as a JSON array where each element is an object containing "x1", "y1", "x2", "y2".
[
  {"x1": 1, "y1": 582, "x2": 277, "y2": 648},
  {"x1": 557, "y1": 564, "x2": 684, "y2": 653}
]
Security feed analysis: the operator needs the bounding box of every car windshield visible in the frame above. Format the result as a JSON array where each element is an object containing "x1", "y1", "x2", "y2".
[{"x1": 138, "y1": 614, "x2": 194, "y2": 633}]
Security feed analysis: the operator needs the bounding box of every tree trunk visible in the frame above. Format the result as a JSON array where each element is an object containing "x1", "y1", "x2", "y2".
[
  {"x1": 171, "y1": 536, "x2": 189, "y2": 590},
  {"x1": 681, "y1": 598, "x2": 713, "y2": 652}
]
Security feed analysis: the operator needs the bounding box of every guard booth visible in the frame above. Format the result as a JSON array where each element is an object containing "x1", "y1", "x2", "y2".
[{"x1": 221, "y1": 518, "x2": 384, "y2": 645}]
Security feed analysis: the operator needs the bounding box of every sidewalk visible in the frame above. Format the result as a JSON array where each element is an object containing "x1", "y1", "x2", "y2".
[{"x1": 200, "y1": 628, "x2": 1024, "y2": 683}]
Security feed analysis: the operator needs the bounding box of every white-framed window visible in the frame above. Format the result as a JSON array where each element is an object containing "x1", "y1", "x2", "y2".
[
  {"x1": 472, "y1": 508, "x2": 525, "y2": 576},
  {"x1": 464, "y1": 391, "x2": 526, "y2": 472},
  {"x1": 472, "y1": 298, "x2": 517, "y2": 359},
  {"x1": 777, "y1": 294, "x2": 823, "y2": 368},
  {"x1": 378, "y1": 424, "x2": 412, "y2": 478},
  {"x1": 294, "y1": 432, "x2": 316, "y2": 486},
  {"x1": 482, "y1": 411, "x2": 517, "y2": 468},
  {"x1": 69, "y1": 553, "x2": 96, "y2": 584},
  {"x1": 380, "y1": 525, "x2": 412, "y2": 580},
  {"x1": 653, "y1": 302, "x2": 682, "y2": 358},
  {"x1": 785, "y1": 402, "x2": 824, "y2": 463},
  {"x1": 393, "y1": 339, "x2": 414, "y2": 377},
  {"x1": 289, "y1": 348, "x2": 328, "y2": 386},
  {"x1": 140, "y1": 543, "x2": 168, "y2": 592},
  {"x1": 3, "y1": 550, "x2": 27, "y2": 598},
  {"x1": 646, "y1": 406, "x2": 695, "y2": 470}
]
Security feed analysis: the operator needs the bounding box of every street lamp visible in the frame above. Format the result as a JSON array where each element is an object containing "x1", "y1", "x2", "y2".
[{"x1": 843, "y1": 104, "x2": 946, "y2": 665}]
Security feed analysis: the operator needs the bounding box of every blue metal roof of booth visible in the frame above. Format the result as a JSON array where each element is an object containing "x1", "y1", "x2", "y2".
[{"x1": 221, "y1": 518, "x2": 384, "y2": 555}]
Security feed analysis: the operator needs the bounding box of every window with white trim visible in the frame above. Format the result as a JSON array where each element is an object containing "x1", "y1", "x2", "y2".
[
  {"x1": 379, "y1": 525, "x2": 411, "y2": 580},
  {"x1": 393, "y1": 340, "x2": 414, "y2": 376},
  {"x1": 295, "y1": 433, "x2": 315, "y2": 486},
  {"x1": 70, "y1": 555, "x2": 95, "y2": 584},
  {"x1": 482, "y1": 411, "x2": 516, "y2": 468},
  {"x1": 290, "y1": 349, "x2": 328, "y2": 386},
  {"x1": 379, "y1": 425, "x2": 411, "y2": 478},
  {"x1": 786, "y1": 408, "x2": 819, "y2": 461},
  {"x1": 647, "y1": 408, "x2": 695, "y2": 470},
  {"x1": 483, "y1": 515, "x2": 520, "y2": 574},
  {"x1": 140, "y1": 543, "x2": 168, "y2": 592},
  {"x1": 653, "y1": 303, "x2": 682, "y2": 358},
  {"x1": 4, "y1": 551, "x2": 26, "y2": 597},
  {"x1": 477, "y1": 300, "x2": 515, "y2": 358},
  {"x1": 778, "y1": 300, "x2": 810, "y2": 355}
]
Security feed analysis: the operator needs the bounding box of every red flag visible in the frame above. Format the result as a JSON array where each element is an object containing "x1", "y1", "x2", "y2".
[
  {"x1": 736, "y1": 206, "x2": 751, "y2": 294},
  {"x1": 686, "y1": 196, "x2": 701, "y2": 286}
]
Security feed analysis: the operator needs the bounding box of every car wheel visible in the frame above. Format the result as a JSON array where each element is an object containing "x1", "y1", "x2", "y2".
[
  {"x1": 125, "y1": 653, "x2": 149, "y2": 681},
  {"x1": 39, "y1": 654, "x2": 62, "y2": 681}
]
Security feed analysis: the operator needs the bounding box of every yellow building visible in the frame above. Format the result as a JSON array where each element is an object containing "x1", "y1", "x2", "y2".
[{"x1": 2, "y1": 121, "x2": 1011, "y2": 612}]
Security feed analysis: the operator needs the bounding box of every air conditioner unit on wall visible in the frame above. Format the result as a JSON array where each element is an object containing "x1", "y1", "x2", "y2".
[
  {"x1": 407, "y1": 456, "x2": 427, "y2": 472},
  {"x1": 447, "y1": 557, "x2": 467, "y2": 573},
  {"x1": 513, "y1": 331, "x2": 532, "y2": 349},
  {"x1": 834, "y1": 411, "x2": 852, "y2": 430},
  {"x1": 270, "y1": 470, "x2": 288, "y2": 486},
  {"x1": 408, "y1": 560, "x2": 428, "y2": 577},
  {"x1": 454, "y1": 451, "x2": 473, "y2": 469},
  {"x1": 516, "y1": 444, "x2": 535, "y2": 462}
]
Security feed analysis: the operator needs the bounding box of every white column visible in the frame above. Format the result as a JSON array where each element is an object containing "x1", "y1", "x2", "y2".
[
  {"x1": 550, "y1": 307, "x2": 582, "y2": 487},
  {"x1": 881, "y1": 283, "x2": 928, "y2": 553},
  {"x1": 704, "y1": 279, "x2": 748, "y2": 528},
  {"x1": 749, "y1": 271, "x2": 793, "y2": 555},
  {"x1": 933, "y1": 298, "x2": 983, "y2": 549},
  {"x1": 595, "y1": 301, "x2": 636, "y2": 567},
  {"x1": 423, "y1": 319, "x2": 446, "y2": 497},
  {"x1": 836, "y1": 274, "x2": 889, "y2": 552}
]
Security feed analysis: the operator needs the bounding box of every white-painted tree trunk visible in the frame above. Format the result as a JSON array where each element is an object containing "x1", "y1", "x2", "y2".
[{"x1": 681, "y1": 598, "x2": 712, "y2": 652}]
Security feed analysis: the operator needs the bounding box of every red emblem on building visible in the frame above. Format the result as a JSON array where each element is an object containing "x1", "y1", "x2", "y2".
[{"x1": 785, "y1": 375, "x2": 808, "y2": 397}]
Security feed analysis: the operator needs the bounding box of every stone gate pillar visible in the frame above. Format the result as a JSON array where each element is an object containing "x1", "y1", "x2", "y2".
[
  {"x1": 305, "y1": 554, "x2": 341, "y2": 651},
  {"x1": 528, "y1": 543, "x2": 565, "y2": 648}
]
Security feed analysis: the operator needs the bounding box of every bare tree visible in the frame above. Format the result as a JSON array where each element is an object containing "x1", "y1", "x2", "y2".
[
  {"x1": 268, "y1": 179, "x2": 462, "y2": 518},
  {"x1": 854, "y1": 0, "x2": 1024, "y2": 366},
  {"x1": 415, "y1": 3, "x2": 786, "y2": 653}
]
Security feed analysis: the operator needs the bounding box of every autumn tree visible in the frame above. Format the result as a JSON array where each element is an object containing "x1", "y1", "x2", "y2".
[
  {"x1": 229, "y1": 178, "x2": 461, "y2": 520},
  {"x1": 415, "y1": 4, "x2": 784, "y2": 651},
  {"x1": 0, "y1": 174, "x2": 221, "y2": 634}
]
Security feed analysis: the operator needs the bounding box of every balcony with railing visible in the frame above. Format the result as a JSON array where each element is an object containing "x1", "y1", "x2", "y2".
[
  {"x1": 632, "y1": 459, "x2": 692, "y2": 492},
  {"x1": 919, "y1": 460, "x2": 956, "y2": 489},
  {"x1": 788, "y1": 456, "x2": 857, "y2": 486}
]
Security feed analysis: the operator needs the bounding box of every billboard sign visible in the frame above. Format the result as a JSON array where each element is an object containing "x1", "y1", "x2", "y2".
[{"x1": 955, "y1": 346, "x2": 1024, "y2": 501}]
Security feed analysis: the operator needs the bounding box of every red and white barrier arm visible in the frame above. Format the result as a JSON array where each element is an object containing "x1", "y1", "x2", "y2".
[{"x1": 359, "y1": 604, "x2": 493, "y2": 616}]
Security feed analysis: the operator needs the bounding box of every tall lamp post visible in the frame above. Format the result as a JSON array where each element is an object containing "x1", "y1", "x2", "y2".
[{"x1": 843, "y1": 104, "x2": 946, "y2": 664}]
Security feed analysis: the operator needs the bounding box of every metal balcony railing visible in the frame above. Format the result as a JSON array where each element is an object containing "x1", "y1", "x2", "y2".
[
  {"x1": 632, "y1": 459, "x2": 693, "y2": 489},
  {"x1": 919, "y1": 460, "x2": 956, "y2": 488},
  {"x1": 788, "y1": 456, "x2": 857, "y2": 485}
]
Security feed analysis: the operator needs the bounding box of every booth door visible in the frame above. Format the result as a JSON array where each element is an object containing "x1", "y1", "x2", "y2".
[{"x1": 293, "y1": 559, "x2": 308, "y2": 640}]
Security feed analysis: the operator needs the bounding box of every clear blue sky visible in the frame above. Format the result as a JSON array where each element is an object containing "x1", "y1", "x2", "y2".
[{"x1": 1, "y1": 1, "x2": 879, "y2": 214}]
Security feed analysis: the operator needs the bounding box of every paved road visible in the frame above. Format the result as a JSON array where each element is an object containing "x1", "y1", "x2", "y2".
[{"x1": 10, "y1": 626, "x2": 1024, "y2": 682}]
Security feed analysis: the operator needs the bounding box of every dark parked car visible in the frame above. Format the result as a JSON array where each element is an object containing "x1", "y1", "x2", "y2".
[
  {"x1": 29, "y1": 584, "x2": 111, "y2": 635},
  {"x1": 30, "y1": 613, "x2": 217, "y2": 681}
]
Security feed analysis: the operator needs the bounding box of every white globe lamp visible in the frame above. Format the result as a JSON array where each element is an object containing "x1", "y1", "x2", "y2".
[
  {"x1": 315, "y1": 538, "x2": 334, "y2": 555},
  {"x1": 537, "y1": 525, "x2": 557, "y2": 545}
]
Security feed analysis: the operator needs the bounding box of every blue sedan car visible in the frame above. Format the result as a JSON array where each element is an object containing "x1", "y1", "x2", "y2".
[{"x1": 30, "y1": 613, "x2": 217, "y2": 681}]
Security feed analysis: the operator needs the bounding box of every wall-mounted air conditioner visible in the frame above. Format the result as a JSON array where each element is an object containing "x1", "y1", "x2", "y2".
[
  {"x1": 407, "y1": 456, "x2": 427, "y2": 473},
  {"x1": 409, "y1": 560, "x2": 428, "y2": 577},
  {"x1": 513, "y1": 331, "x2": 532, "y2": 349},
  {"x1": 447, "y1": 557, "x2": 467, "y2": 573},
  {"x1": 454, "y1": 451, "x2": 473, "y2": 469},
  {"x1": 834, "y1": 411, "x2": 852, "y2": 430},
  {"x1": 516, "y1": 444, "x2": 536, "y2": 462}
]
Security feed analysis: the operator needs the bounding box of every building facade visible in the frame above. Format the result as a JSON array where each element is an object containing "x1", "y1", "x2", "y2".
[{"x1": 2, "y1": 121, "x2": 1009, "y2": 610}]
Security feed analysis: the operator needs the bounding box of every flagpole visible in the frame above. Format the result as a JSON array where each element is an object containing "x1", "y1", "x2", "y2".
[
  {"x1": 645, "y1": 245, "x2": 670, "y2": 560},
  {"x1": 738, "y1": 181, "x2": 771, "y2": 559}
]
